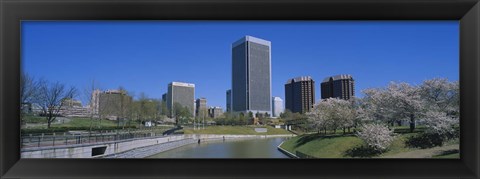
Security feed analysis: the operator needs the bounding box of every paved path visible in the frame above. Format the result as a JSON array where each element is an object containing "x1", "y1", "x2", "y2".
[
  {"x1": 381, "y1": 144, "x2": 459, "y2": 158},
  {"x1": 103, "y1": 138, "x2": 197, "y2": 158}
]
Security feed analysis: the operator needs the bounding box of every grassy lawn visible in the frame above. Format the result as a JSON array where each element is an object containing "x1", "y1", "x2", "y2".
[
  {"x1": 280, "y1": 134, "x2": 363, "y2": 158},
  {"x1": 280, "y1": 132, "x2": 459, "y2": 158},
  {"x1": 183, "y1": 125, "x2": 293, "y2": 135},
  {"x1": 52, "y1": 117, "x2": 119, "y2": 128}
]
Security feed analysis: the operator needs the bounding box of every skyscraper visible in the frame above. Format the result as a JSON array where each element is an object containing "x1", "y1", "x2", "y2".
[
  {"x1": 226, "y1": 89, "x2": 231, "y2": 113},
  {"x1": 167, "y1": 82, "x2": 195, "y2": 117},
  {"x1": 195, "y1": 98, "x2": 207, "y2": 118},
  {"x1": 272, "y1": 97, "x2": 284, "y2": 117},
  {"x1": 231, "y1": 36, "x2": 272, "y2": 116},
  {"x1": 285, "y1": 76, "x2": 315, "y2": 114},
  {"x1": 321, "y1": 74, "x2": 355, "y2": 100}
]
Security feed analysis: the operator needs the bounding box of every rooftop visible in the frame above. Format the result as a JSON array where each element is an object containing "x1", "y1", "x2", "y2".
[
  {"x1": 170, "y1": 81, "x2": 195, "y2": 87},
  {"x1": 286, "y1": 76, "x2": 314, "y2": 84},
  {"x1": 232, "y1": 35, "x2": 271, "y2": 47},
  {"x1": 322, "y1": 74, "x2": 354, "y2": 83}
]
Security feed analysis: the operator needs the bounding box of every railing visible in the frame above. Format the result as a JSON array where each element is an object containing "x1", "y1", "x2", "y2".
[{"x1": 21, "y1": 128, "x2": 172, "y2": 149}]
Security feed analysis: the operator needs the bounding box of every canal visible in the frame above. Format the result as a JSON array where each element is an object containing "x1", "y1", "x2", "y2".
[{"x1": 147, "y1": 137, "x2": 289, "y2": 158}]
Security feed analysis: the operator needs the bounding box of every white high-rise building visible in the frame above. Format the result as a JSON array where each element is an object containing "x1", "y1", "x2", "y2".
[
  {"x1": 167, "y1": 82, "x2": 195, "y2": 117},
  {"x1": 272, "y1": 97, "x2": 284, "y2": 117}
]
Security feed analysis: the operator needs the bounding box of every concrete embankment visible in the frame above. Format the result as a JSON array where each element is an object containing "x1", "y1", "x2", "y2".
[
  {"x1": 276, "y1": 141, "x2": 299, "y2": 158},
  {"x1": 21, "y1": 135, "x2": 186, "y2": 158},
  {"x1": 21, "y1": 134, "x2": 296, "y2": 158},
  {"x1": 104, "y1": 134, "x2": 296, "y2": 158},
  {"x1": 103, "y1": 138, "x2": 198, "y2": 158}
]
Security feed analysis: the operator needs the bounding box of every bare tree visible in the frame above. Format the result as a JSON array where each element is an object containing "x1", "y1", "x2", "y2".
[
  {"x1": 37, "y1": 80, "x2": 77, "y2": 128},
  {"x1": 83, "y1": 80, "x2": 100, "y2": 131},
  {"x1": 20, "y1": 72, "x2": 40, "y2": 122}
]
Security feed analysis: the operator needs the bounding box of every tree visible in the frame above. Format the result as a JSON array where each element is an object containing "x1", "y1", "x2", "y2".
[
  {"x1": 356, "y1": 123, "x2": 395, "y2": 151},
  {"x1": 363, "y1": 82, "x2": 424, "y2": 132},
  {"x1": 419, "y1": 78, "x2": 459, "y2": 116},
  {"x1": 422, "y1": 111, "x2": 458, "y2": 136},
  {"x1": 307, "y1": 102, "x2": 329, "y2": 134},
  {"x1": 83, "y1": 80, "x2": 99, "y2": 131},
  {"x1": 172, "y1": 102, "x2": 192, "y2": 125},
  {"x1": 37, "y1": 80, "x2": 77, "y2": 128},
  {"x1": 20, "y1": 72, "x2": 40, "y2": 122}
]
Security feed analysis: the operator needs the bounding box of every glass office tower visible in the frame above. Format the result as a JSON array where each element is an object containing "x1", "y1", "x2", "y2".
[{"x1": 231, "y1": 36, "x2": 272, "y2": 116}]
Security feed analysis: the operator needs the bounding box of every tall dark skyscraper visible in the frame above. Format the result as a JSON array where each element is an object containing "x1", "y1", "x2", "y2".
[
  {"x1": 231, "y1": 36, "x2": 272, "y2": 116},
  {"x1": 226, "y1": 89, "x2": 231, "y2": 113},
  {"x1": 285, "y1": 76, "x2": 315, "y2": 114},
  {"x1": 321, "y1": 74, "x2": 355, "y2": 100}
]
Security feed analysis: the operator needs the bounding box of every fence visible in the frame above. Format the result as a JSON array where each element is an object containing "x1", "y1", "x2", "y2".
[{"x1": 21, "y1": 127, "x2": 172, "y2": 148}]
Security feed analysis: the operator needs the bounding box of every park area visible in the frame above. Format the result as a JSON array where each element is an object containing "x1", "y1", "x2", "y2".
[{"x1": 280, "y1": 126, "x2": 459, "y2": 158}]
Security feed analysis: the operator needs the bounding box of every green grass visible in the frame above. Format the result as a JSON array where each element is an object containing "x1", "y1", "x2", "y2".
[
  {"x1": 52, "y1": 117, "x2": 118, "y2": 128},
  {"x1": 279, "y1": 132, "x2": 454, "y2": 158},
  {"x1": 280, "y1": 134, "x2": 363, "y2": 158},
  {"x1": 183, "y1": 125, "x2": 293, "y2": 135},
  {"x1": 23, "y1": 115, "x2": 46, "y2": 123}
]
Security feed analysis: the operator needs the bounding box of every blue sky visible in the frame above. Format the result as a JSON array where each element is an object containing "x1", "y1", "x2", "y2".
[{"x1": 22, "y1": 21, "x2": 459, "y2": 108}]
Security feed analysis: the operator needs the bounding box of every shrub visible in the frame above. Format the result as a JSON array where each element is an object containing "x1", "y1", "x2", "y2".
[
  {"x1": 422, "y1": 111, "x2": 458, "y2": 136},
  {"x1": 356, "y1": 123, "x2": 395, "y2": 151}
]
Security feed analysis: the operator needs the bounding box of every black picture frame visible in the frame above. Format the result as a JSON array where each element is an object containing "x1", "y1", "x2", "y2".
[{"x1": 1, "y1": 0, "x2": 479, "y2": 178}]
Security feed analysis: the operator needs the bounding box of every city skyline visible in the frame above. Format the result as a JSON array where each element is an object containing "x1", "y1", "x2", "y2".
[{"x1": 22, "y1": 21, "x2": 459, "y2": 109}]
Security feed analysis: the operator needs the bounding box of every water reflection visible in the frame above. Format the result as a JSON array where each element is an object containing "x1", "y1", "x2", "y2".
[{"x1": 147, "y1": 137, "x2": 289, "y2": 158}]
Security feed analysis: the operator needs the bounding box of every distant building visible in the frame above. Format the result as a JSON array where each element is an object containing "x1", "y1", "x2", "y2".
[
  {"x1": 167, "y1": 82, "x2": 195, "y2": 117},
  {"x1": 231, "y1": 36, "x2": 272, "y2": 116},
  {"x1": 195, "y1": 98, "x2": 207, "y2": 118},
  {"x1": 285, "y1": 76, "x2": 315, "y2": 114},
  {"x1": 272, "y1": 97, "x2": 284, "y2": 117},
  {"x1": 90, "y1": 89, "x2": 101, "y2": 116},
  {"x1": 208, "y1": 106, "x2": 224, "y2": 119},
  {"x1": 321, "y1": 74, "x2": 355, "y2": 100},
  {"x1": 96, "y1": 89, "x2": 133, "y2": 120},
  {"x1": 161, "y1": 93, "x2": 167, "y2": 103},
  {"x1": 226, "y1": 89, "x2": 231, "y2": 113}
]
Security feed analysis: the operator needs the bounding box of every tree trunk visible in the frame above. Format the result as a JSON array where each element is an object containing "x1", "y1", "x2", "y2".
[
  {"x1": 324, "y1": 128, "x2": 327, "y2": 134},
  {"x1": 348, "y1": 127, "x2": 351, "y2": 133},
  {"x1": 409, "y1": 114, "x2": 415, "y2": 133},
  {"x1": 343, "y1": 128, "x2": 346, "y2": 135}
]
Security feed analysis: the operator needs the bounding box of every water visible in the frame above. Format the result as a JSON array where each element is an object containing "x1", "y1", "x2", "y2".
[{"x1": 147, "y1": 137, "x2": 289, "y2": 158}]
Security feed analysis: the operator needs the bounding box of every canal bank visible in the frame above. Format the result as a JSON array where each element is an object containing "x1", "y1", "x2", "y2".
[
  {"x1": 106, "y1": 134, "x2": 295, "y2": 158},
  {"x1": 148, "y1": 136, "x2": 292, "y2": 158}
]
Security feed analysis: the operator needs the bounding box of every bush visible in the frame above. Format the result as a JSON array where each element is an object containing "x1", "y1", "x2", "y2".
[
  {"x1": 406, "y1": 129, "x2": 459, "y2": 149},
  {"x1": 356, "y1": 123, "x2": 395, "y2": 151},
  {"x1": 422, "y1": 111, "x2": 458, "y2": 136}
]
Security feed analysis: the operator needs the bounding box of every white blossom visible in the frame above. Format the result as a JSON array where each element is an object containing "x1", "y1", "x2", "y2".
[
  {"x1": 356, "y1": 123, "x2": 395, "y2": 151},
  {"x1": 422, "y1": 111, "x2": 458, "y2": 135}
]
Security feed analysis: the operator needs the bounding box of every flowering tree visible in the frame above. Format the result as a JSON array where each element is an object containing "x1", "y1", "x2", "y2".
[
  {"x1": 419, "y1": 78, "x2": 459, "y2": 117},
  {"x1": 422, "y1": 111, "x2": 458, "y2": 136},
  {"x1": 356, "y1": 123, "x2": 395, "y2": 151},
  {"x1": 307, "y1": 101, "x2": 330, "y2": 134},
  {"x1": 363, "y1": 82, "x2": 424, "y2": 132},
  {"x1": 307, "y1": 98, "x2": 355, "y2": 134}
]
